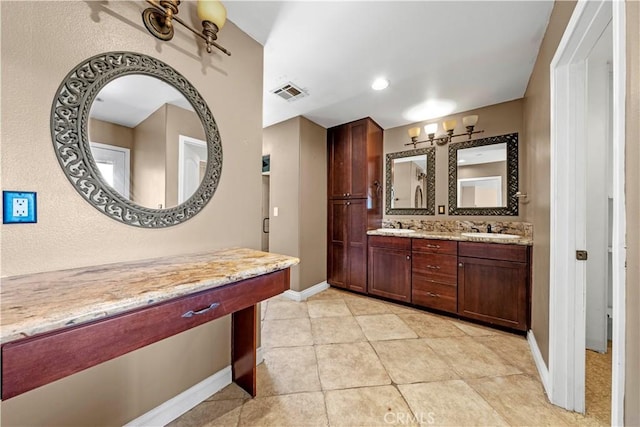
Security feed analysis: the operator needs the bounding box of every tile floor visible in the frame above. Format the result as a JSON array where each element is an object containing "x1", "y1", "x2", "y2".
[{"x1": 170, "y1": 288, "x2": 606, "y2": 426}]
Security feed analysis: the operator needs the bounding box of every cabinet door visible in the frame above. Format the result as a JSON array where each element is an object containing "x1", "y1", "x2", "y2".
[
  {"x1": 458, "y1": 256, "x2": 528, "y2": 331},
  {"x1": 346, "y1": 199, "x2": 367, "y2": 293},
  {"x1": 368, "y1": 246, "x2": 411, "y2": 302},
  {"x1": 327, "y1": 200, "x2": 348, "y2": 288},
  {"x1": 348, "y1": 121, "x2": 368, "y2": 199},
  {"x1": 328, "y1": 125, "x2": 351, "y2": 199}
]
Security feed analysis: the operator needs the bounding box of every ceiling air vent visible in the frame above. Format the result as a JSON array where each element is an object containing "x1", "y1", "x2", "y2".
[{"x1": 271, "y1": 82, "x2": 307, "y2": 102}]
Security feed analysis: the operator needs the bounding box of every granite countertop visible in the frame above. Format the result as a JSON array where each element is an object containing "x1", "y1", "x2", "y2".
[
  {"x1": 0, "y1": 248, "x2": 299, "y2": 345},
  {"x1": 367, "y1": 229, "x2": 533, "y2": 246}
]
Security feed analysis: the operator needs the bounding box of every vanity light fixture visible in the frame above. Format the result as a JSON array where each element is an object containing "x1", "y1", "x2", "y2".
[
  {"x1": 142, "y1": 0, "x2": 231, "y2": 56},
  {"x1": 406, "y1": 115, "x2": 484, "y2": 148}
]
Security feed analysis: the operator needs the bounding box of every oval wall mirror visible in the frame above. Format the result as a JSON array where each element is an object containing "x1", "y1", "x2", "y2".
[{"x1": 51, "y1": 52, "x2": 222, "y2": 227}]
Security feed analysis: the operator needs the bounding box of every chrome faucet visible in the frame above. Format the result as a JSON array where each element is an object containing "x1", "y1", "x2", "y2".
[
  {"x1": 470, "y1": 226, "x2": 480, "y2": 233},
  {"x1": 397, "y1": 221, "x2": 403, "y2": 229},
  {"x1": 487, "y1": 224, "x2": 492, "y2": 233}
]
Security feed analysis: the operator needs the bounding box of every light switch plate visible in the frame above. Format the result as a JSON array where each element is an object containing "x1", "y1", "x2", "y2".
[{"x1": 3, "y1": 191, "x2": 37, "y2": 224}]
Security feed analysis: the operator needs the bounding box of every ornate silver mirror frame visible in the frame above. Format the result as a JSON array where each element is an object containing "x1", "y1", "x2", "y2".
[
  {"x1": 385, "y1": 147, "x2": 436, "y2": 215},
  {"x1": 448, "y1": 132, "x2": 518, "y2": 216},
  {"x1": 51, "y1": 52, "x2": 222, "y2": 227}
]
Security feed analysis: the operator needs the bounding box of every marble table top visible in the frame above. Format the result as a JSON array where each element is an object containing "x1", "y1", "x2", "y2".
[
  {"x1": 1, "y1": 248, "x2": 299, "y2": 345},
  {"x1": 367, "y1": 229, "x2": 533, "y2": 246}
]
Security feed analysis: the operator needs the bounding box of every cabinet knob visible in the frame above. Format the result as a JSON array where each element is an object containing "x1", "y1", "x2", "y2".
[
  {"x1": 346, "y1": 193, "x2": 351, "y2": 197},
  {"x1": 458, "y1": 263, "x2": 463, "y2": 267},
  {"x1": 346, "y1": 202, "x2": 351, "y2": 206},
  {"x1": 343, "y1": 193, "x2": 347, "y2": 197},
  {"x1": 406, "y1": 255, "x2": 411, "y2": 260}
]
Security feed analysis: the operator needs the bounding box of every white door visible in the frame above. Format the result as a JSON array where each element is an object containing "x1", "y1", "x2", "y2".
[
  {"x1": 585, "y1": 21, "x2": 613, "y2": 354},
  {"x1": 178, "y1": 136, "x2": 207, "y2": 204},
  {"x1": 90, "y1": 142, "x2": 130, "y2": 199}
]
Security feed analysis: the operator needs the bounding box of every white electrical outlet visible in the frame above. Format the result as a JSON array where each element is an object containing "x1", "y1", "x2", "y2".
[{"x1": 12, "y1": 198, "x2": 29, "y2": 217}]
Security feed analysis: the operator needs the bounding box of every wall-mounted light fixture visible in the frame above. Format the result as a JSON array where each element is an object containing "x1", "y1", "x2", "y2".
[
  {"x1": 405, "y1": 115, "x2": 483, "y2": 148},
  {"x1": 142, "y1": 0, "x2": 231, "y2": 56}
]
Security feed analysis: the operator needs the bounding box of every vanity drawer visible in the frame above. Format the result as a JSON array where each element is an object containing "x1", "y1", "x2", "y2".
[
  {"x1": 458, "y1": 242, "x2": 527, "y2": 263},
  {"x1": 412, "y1": 279, "x2": 457, "y2": 312},
  {"x1": 368, "y1": 235, "x2": 412, "y2": 250},
  {"x1": 1, "y1": 269, "x2": 289, "y2": 400},
  {"x1": 412, "y1": 239, "x2": 457, "y2": 255},
  {"x1": 411, "y1": 253, "x2": 457, "y2": 283}
]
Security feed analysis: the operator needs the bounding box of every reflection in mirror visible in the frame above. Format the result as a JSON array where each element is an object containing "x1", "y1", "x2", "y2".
[
  {"x1": 448, "y1": 133, "x2": 518, "y2": 216},
  {"x1": 456, "y1": 143, "x2": 506, "y2": 208},
  {"x1": 89, "y1": 75, "x2": 207, "y2": 209},
  {"x1": 385, "y1": 147, "x2": 435, "y2": 215}
]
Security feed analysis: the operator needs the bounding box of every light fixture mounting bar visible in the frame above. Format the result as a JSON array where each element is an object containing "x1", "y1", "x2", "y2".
[{"x1": 143, "y1": 0, "x2": 231, "y2": 56}]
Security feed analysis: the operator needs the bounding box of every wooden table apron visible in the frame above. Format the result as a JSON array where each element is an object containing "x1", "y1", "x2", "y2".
[{"x1": 1, "y1": 268, "x2": 290, "y2": 401}]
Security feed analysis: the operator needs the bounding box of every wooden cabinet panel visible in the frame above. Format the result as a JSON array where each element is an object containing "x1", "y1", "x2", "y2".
[
  {"x1": 368, "y1": 237, "x2": 411, "y2": 302},
  {"x1": 412, "y1": 283, "x2": 457, "y2": 313},
  {"x1": 412, "y1": 239, "x2": 458, "y2": 255},
  {"x1": 412, "y1": 253, "x2": 457, "y2": 283},
  {"x1": 458, "y1": 245, "x2": 530, "y2": 331},
  {"x1": 328, "y1": 125, "x2": 350, "y2": 199},
  {"x1": 458, "y1": 242, "x2": 527, "y2": 262},
  {"x1": 368, "y1": 235, "x2": 411, "y2": 250},
  {"x1": 327, "y1": 117, "x2": 383, "y2": 294},
  {"x1": 1, "y1": 269, "x2": 289, "y2": 400}
]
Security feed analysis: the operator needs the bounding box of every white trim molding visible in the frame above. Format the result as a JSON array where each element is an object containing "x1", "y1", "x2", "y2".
[
  {"x1": 528, "y1": 330, "x2": 551, "y2": 397},
  {"x1": 283, "y1": 281, "x2": 329, "y2": 301},
  {"x1": 124, "y1": 366, "x2": 232, "y2": 427}
]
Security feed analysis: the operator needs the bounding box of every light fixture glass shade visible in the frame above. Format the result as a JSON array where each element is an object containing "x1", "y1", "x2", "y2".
[
  {"x1": 442, "y1": 120, "x2": 457, "y2": 131},
  {"x1": 197, "y1": 0, "x2": 227, "y2": 29},
  {"x1": 408, "y1": 127, "x2": 421, "y2": 139},
  {"x1": 424, "y1": 123, "x2": 438, "y2": 135},
  {"x1": 462, "y1": 115, "x2": 478, "y2": 127}
]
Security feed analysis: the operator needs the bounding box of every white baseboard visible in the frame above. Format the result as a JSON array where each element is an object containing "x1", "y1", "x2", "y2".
[
  {"x1": 124, "y1": 366, "x2": 232, "y2": 427},
  {"x1": 125, "y1": 347, "x2": 265, "y2": 426},
  {"x1": 283, "y1": 281, "x2": 329, "y2": 301},
  {"x1": 527, "y1": 330, "x2": 551, "y2": 397}
]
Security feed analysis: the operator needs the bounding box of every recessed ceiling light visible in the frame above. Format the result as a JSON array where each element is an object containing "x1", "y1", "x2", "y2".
[{"x1": 371, "y1": 78, "x2": 389, "y2": 91}]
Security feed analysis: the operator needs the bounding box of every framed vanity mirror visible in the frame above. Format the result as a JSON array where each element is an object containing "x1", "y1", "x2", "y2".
[
  {"x1": 51, "y1": 52, "x2": 222, "y2": 227},
  {"x1": 385, "y1": 147, "x2": 436, "y2": 215},
  {"x1": 448, "y1": 133, "x2": 518, "y2": 216}
]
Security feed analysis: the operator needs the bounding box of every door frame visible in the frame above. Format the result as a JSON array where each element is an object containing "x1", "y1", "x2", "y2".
[
  {"x1": 178, "y1": 135, "x2": 207, "y2": 204},
  {"x1": 549, "y1": 0, "x2": 626, "y2": 423}
]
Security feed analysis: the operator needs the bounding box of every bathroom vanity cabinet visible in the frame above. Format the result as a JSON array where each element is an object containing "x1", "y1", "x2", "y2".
[
  {"x1": 411, "y1": 239, "x2": 458, "y2": 313},
  {"x1": 365, "y1": 235, "x2": 531, "y2": 332},
  {"x1": 458, "y1": 242, "x2": 530, "y2": 331},
  {"x1": 367, "y1": 236, "x2": 411, "y2": 302},
  {"x1": 327, "y1": 118, "x2": 383, "y2": 293}
]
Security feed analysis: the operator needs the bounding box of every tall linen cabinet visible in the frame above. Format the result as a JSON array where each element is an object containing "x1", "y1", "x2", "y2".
[{"x1": 327, "y1": 118, "x2": 383, "y2": 293}]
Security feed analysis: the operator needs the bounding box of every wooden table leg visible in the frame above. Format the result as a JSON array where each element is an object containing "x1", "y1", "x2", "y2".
[{"x1": 232, "y1": 304, "x2": 257, "y2": 397}]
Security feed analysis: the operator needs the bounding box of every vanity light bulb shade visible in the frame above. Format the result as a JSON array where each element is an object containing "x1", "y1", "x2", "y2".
[
  {"x1": 442, "y1": 120, "x2": 457, "y2": 131},
  {"x1": 424, "y1": 123, "x2": 438, "y2": 135},
  {"x1": 408, "y1": 127, "x2": 421, "y2": 139},
  {"x1": 462, "y1": 115, "x2": 478, "y2": 127},
  {"x1": 197, "y1": 0, "x2": 227, "y2": 29}
]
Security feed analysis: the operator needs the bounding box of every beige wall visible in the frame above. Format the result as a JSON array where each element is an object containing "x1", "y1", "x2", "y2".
[
  {"x1": 0, "y1": 1, "x2": 263, "y2": 425},
  {"x1": 383, "y1": 99, "x2": 524, "y2": 221},
  {"x1": 521, "y1": 0, "x2": 577, "y2": 365},
  {"x1": 263, "y1": 116, "x2": 327, "y2": 292},
  {"x1": 299, "y1": 117, "x2": 328, "y2": 290},
  {"x1": 458, "y1": 161, "x2": 508, "y2": 205},
  {"x1": 133, "y1": 105, "x2": 167, "y2": 208},
  {"x1": 625, "y1": 1, "x2": 639, "y2": 424},
  {"x1": 89, "y1": 118, "x2": 134, "y2": 150}
]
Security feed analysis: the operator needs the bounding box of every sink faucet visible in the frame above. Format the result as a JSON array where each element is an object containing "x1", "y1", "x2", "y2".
[
  {"x1": 487, "y1": 224, "x2": 492, "y2": 233},
  {"x1": 470, "y1": 226, "x2": 480, "y2": 233},
  {"x1": 397, "y1": 221, "x2": 403, "y2": 229}
]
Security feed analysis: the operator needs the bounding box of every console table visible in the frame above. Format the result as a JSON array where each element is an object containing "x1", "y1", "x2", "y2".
[{"x1": 0, "y1": 248, "x2": 299, "y2": 400}]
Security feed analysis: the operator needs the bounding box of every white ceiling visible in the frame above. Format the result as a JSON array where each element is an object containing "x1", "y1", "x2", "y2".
[
  {"x1": 225, "y1": 1, "x2": 554, "y2": 130},
  {"x1": 90, "y1": 75, "x2": 194, "y2": 128}
]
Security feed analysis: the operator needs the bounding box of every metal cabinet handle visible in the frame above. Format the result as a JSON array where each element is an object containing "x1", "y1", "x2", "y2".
[
  {"x1": 426, "y1": 244, "x2": 441, "y2": 249},
  {"x1": 426, "y1": 265, "x2": 440, "y2": 270},
  {"x1": 182, "y1": 302, "x2": 220, "y2": 318},
  {"x1": 262, "y1": 217, "x2": 269, "y2": 234},
  {"x1": 427, "y1": 292, "x2": 439, "y2": 298}
]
